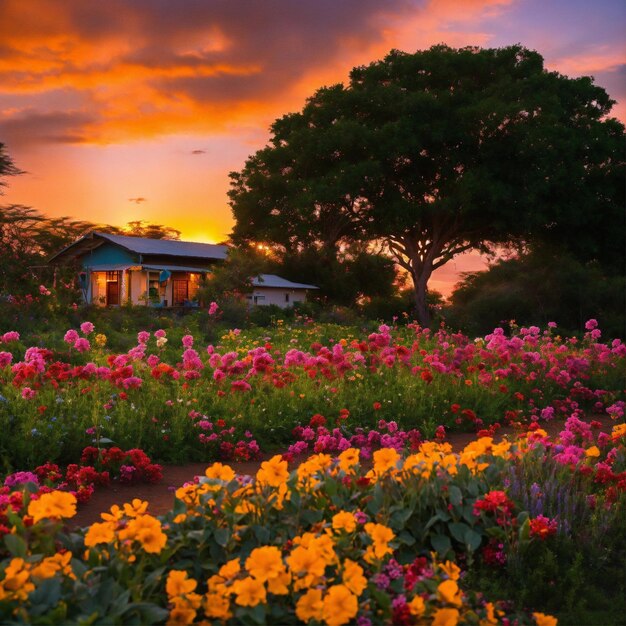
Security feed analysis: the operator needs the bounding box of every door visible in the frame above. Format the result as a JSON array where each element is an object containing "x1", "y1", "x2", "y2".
[
  {"x1": 173, "y1": 279, "x2": 189, "y2": 306},
  {"x1": 106, "y1": 280, "x2": 119, "y2": 305}
]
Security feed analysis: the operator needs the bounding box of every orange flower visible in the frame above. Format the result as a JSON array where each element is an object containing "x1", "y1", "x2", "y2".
[
  {"x1": 332, "y1": 511, "x2": 357, "y2": 534},
  {"x1": 342, "y1": 559, "x2": 367, "y2": 596},
  {"x1": 205, "y1": 462, "x2": 236, "y2": 482},
  {"x1": 166, "y1": 570, "x2": 197, "y2": 597},
  {"x1": 296, "y1": 588, "x2": 324, "y2": 622},
  {"x1": 256, "y1": 455, "x2": 289, "y2": 487},
  {"x1": 533, "y1": 613, "x2": 558, "y2": 626},
  {"x1": 322, "y1": 584, "x2": 358, "y2": 626},
  {"x1": 432, "y1": 607, "x2": 460, "y2": 626},
  {"x1": 27, "y1": 491, "x2": 77, "y2": 524},
  {"x1": 372, "y1": 448, "x2": 400, "y2": 475},
  {"x1": 84, "y1": 522, "x2": 115, "y2": 547},
  {"x1": 232, "y1": 576, "x2": 266, "y2": 607},
  {"x1": 437, "y1": 580, "x2": 462, "y2": 606},
  {"x1": 245, "y1": 546, "x2": 285, "y2": 582}
]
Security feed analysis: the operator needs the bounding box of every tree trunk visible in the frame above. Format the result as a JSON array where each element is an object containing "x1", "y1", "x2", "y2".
[{"x1": 410, "y1": 267, "x2": 431, "y2": 328}]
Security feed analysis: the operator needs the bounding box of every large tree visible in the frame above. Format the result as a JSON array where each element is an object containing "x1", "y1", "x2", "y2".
[{"x1": 229, "y1": 45, "x2": 625, "y2": 325}]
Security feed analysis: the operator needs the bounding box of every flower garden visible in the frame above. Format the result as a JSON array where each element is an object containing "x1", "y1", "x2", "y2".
[{"x1": 0, "y1": 316, "x2": 625, "y2": 624}]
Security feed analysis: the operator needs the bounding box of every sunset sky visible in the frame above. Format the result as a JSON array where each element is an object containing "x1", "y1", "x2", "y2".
[{"x1": 1, "y1": 0, "x2": 624, "y2": 295}]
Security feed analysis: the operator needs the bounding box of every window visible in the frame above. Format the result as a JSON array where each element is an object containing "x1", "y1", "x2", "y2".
[
  {"x1": 285, "y1": 293, "x2": 290, "y2": 303},
  {"x1": 253, "y1": 295, "x2": 265, "y2": 304}
]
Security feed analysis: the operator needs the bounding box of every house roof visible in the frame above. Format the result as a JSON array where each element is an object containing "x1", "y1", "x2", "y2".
[
  {"x1": 49, "y1": 231, "x2": 228, "y2": 263},
  {"x1": 252, "y1": 274, "x2": 318, "y2": 289}
]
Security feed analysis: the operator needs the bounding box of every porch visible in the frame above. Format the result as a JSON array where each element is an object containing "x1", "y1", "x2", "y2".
[{"x1": 83, "y1": 264, "x2": 207, "y2": 307}]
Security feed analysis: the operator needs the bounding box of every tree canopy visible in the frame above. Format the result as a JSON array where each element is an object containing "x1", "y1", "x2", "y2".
[{"x1": 229, "y1": 45, "x2": 625, "y2": 325}]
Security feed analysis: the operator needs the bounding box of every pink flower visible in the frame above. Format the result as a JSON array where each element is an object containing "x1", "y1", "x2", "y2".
[
  {"x1": 154, "y1": 329, "x2": 166, "y2": 339},
  {"x1": 137, "y1": 331, "x2": 151, "y2": 344},
  {"x1": 80, "y1": 322, "x2": 95, "y2": 335},
  {"x1": 38, "y1": 285, "x2": 51, "y2": 296},
  {"x1": 64, "y1": 329, "x2": 79, "y2": 345},
  {"x1": 0, "y1": 352, "x2": 13, "y2": 368},
  {"x1": 147, "y1": 354, "x2": 160, "y2": 367},
  {"x1": 585, "y1": 319, "x2": 598, "y2": 330},
  {"x1": 74, "y1": 338, "x2": 91, "y2": 353},
  {"x1": 121, "y1": 376, "x2": 143, "y2": 389},
  {"x1": 182, "y1": 335, "x2": 194, "y2": 348},
  {"x1": 21, "y1": 387, "x2": 36, "y2": 399},
  {"x1": 1, "y1": 331, "x2": 19, "y2": 343},
  {"x1": 208, "y1": 301, "x2": 219, "y2": 315}
]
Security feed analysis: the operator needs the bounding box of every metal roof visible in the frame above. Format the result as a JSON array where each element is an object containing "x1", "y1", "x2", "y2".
[
  {"x1": 49, "y1": 231, "x2": 228, "y2": 263},
  {"x1": 92, "y1": 232, "x2": 228, "y2": 260},
  {"x1": 252, "y1": 274, "x2": 318, "y2": 289}
]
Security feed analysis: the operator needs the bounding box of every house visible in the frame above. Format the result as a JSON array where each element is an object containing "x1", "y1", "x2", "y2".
[
  {"x1": 248, "y1": 275, "x2": 318, "y2": 307},
  {"x1": 49, "y1": 231, "x2": 317, "y2": 308}
]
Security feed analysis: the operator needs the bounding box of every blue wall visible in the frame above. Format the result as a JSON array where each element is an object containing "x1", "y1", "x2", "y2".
[{"x1": 81, "y1": 244, "x2": 136, "y2": 268}]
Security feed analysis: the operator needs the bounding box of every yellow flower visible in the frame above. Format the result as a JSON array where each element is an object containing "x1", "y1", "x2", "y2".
[
  {"x1": 27, "y1": 491, "x2": 77, "y2": 524},
  {"x1": 94, "y1": 333, "x2": 107, "y2": 347},
  {"x1": 372, "y1": 448, "x2": 400, "y2": 474},
  {"x1": 123, "y1": 499, "x2": 149, "y2": 518},
  {"x1": 332, "y1": 511, "x2": 357, "y2": 534},
  {"x1": 611, "y1": 423, "x2": 626, "y2": 440},
  {"x1": 296, "y1": 588, "x2": 324, "y2": 622},
  {"x1": 205, "y1": 462, "x2": 236, "y2": 482},
  {"x1": 533, "y1": 613, "x2": 558, "y2": 626},
  {"x1": 84, "y1": 521, "x2": 116, "y2": 547},
  {"x1": 585, "y1": 446, "x2": 600, "y2": 458},
  {"x1": 322, "y1": 584, "x2": 358, "y2": 626},
  {"x1": 256, "y1": 455, "x2": 289, "y2": 487},
  {"x1": 437, "y1": 580, "x2": 462, "y2": 606},
  {"x1": 232, "y1": 576, "x2": 266, "y2": 607},
  {"x1": 166, "y1": 570, "x2": 197, "y2": 597},
  {"x1": 337, "y1": 448, "x2": 360, "y2": 474},
  {"x1": 342, "y1": 559, "x2": 367, "y2": 596},
  {"x1": 432, "y1": 607, "x2": 460, "y2": 626},
  {"x1": 245, "y1": 546, "x2": 285, "y2": 582},
  {"x1": 408, "y1": 595, "x2": 425, "y2": 616}
]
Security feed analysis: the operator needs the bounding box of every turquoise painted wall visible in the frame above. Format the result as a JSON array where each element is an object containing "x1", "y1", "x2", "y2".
[{"x1": 81, "y1": 244, "x2": 136, "y2": 268}]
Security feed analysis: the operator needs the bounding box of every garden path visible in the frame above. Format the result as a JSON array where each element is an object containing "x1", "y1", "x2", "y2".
[{"x1": 69, "y1": 416, "x2": 615, "y2": 529}]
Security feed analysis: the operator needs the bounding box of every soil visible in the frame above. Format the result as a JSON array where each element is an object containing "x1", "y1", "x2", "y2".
[{"x1": 69, "y1": 415, "x2": 617, "y2": 530}]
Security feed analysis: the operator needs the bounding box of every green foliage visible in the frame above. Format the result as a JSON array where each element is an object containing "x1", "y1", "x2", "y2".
[
  {"x1": 229, "y1": 45, "x2": 625, "y2": 325},
  {"x1": 445, "y1": 249, "x2": 626, "y2": 336}
]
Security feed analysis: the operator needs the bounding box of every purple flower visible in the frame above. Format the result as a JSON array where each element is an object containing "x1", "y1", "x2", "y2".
[{"x1": 4, "y1": 471, "x2": 39, "y2": 488}]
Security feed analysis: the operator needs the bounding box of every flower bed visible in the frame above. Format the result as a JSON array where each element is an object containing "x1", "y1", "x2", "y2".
[
  {"x1": 0, "y1": 320, "x2": 624, "y2": 470},
  {"x1": 1, "y1": 417, "x2": 624, "y2": 624}
]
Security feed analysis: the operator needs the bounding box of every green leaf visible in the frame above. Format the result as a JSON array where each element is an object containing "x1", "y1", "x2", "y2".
[
  {"x1": 431, "y1": 533, "x2": 452, "y2": 556},
  {"x1": 448, "y1": 485, "x2": 463, "y2": 507},
  {"x1": 214, "y1": 527, "x2": 230, "y2": 547},
  {"x1": 397, "y1": 530, "x2": 416, "y2": 546},
  {"x1": 4, "y1": 533, "x2": 27, "y2": 557},
  {"x1": 448, "y1": 522, "x2": 470, "y2": 544},
  {"x1": 253, "y1": 525, "x2": 270, "y2": 544},
  {"x1": 301, "y1": 509, "x2": 323, "y2": 525},
  {"x1": 464, "y1": 529, "x2": 482, "y2": 552}
]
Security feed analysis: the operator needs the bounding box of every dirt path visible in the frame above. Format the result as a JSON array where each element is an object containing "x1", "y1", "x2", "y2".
[{"x1": 70, "y1": 416, "x2": 616, "y2": 529}]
